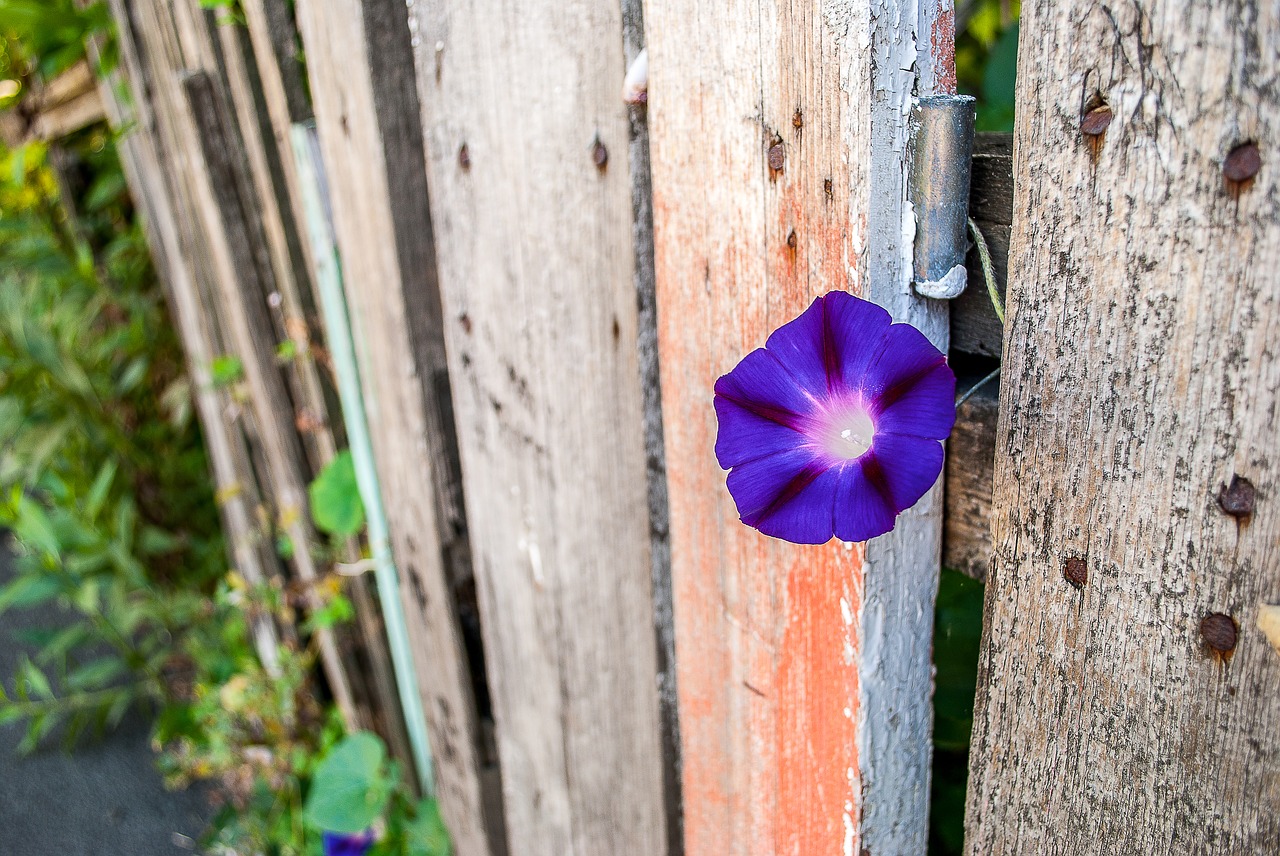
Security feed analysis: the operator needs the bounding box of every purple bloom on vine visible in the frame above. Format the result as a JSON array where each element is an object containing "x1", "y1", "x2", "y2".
[
  {"x1": 323, "y1": 830, "x2": 375, "y2": 856},
  {"x1": 714, "y1": 291, "x2": 955, "y2": 544}
]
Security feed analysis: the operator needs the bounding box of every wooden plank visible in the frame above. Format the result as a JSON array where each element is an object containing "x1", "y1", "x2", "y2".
[
  {"x1": 406, "y1": 0, "x2": 669, "y2": 852},
  {"x1": 943, "y1": 377, "x2": 997, "y2": 580},
  {"x1": 179, "y1": 69, "x2": 360, "y2": 727},
  {"x1": 291, "y1": 0, "x2": 502, "y2": 852},
  {"x1": 618, "y1": 4, "x2": 683, "y2": 852},
  {"x1": 965, "y1": 0, "x2": 1280, "y2": 850},
  {"x1": 92, "y1": 4, "x2": 284, "y2": 673},
  {"x1": 951, "y1": 133, "x2": 1011, "y2": 358},
  {"x1": 211, "y1": 7, "x2": 417, "y2": 774},
  {"x1": 645, "y1": 0, "x2": 952, "y2": 852}
]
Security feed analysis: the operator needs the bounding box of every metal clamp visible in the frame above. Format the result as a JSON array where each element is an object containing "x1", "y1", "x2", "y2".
[{"x1": 908, "y1": 95, "x2": 977, "y2": 299}]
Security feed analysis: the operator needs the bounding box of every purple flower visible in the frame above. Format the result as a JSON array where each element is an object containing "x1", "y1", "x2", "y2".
[
  {"x1": 323, "y1": 830, "x2": 375, "y2": 856},
  {"x1": 714, "y1": 291, "x2": 955, "y2": 544}
]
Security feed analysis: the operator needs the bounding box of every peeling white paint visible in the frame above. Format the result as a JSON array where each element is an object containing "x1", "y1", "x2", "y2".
[{"x1": 914, "y1": 262, "x2": 968, "y2": 299}]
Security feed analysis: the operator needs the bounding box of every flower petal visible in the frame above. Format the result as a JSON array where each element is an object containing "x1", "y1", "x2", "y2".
[
  {"x1": 873, "y1": 359, "x2": 956, "y2": 440},
  {"x1": 725, "y1": 447, "x2": 838, "y2": 544},
  {"x1": 864, "y1": 434, "x2": 945, "y2": 512},
  {"x1": 833, "y1": 459, "x2": 899, "y2": 542},
  {"x1": 860, "y1": 323, "x2": 951, "y2": 433},
  {"x1": 765, "y1": 292, "x2": 894, "y2": 397},
  {"x1": 714, "y1": 346, "x2": 815, "y2": 431},
  {"x1": 825, "y1": 291, "x2": 895, "y2": 391},
  {"x1": 714, "y1": 394, "x2": 806, "y2": 469}
]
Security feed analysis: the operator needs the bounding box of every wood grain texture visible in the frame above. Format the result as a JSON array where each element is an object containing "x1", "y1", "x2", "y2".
[
  {"x1": 645, "y1": 0, "x2": 950, "y2": 852},
  {"x1": 293, "y1": 0, "x2": 501, "y2": 851},
  {"x1": 406, "y1": 0, "x2": 668, "y2": 854},
  {"x1": 965, "y1": 0, "x2": 1280, "y2": 851},
  {"x1": 950, "y1": 133, "x2": 1011, "y2": 358},
  {"x1": 944, "y1": 378, "x2": 997, "y2": 580}
]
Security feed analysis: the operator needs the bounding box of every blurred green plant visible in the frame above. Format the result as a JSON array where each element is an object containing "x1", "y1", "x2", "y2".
[
  {"x1": 956, "y1": 0, "x2": 1020, "y2": 132},
  {"x1": 929, "y1": 568, "x2": 986, "y2": 855},
  {"x1": 0, "y1": 18, "x2": 446, "y2": 855},
  {"x1": 0, "y1": 1, "x2": 113, "y2": 79},
  {"x1": 309, "y1": 450, "x2": 365, "y2": 538}
]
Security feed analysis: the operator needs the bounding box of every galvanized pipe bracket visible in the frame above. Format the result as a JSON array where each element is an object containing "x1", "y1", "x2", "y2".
[{"x1": 908, "y1": 95, "x2": 977, "y2": 300}]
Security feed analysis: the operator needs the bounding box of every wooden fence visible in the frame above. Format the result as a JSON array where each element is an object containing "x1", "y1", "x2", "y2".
[{"x1": 92, "y1": 0, "x2": 1279, "y2": 853}]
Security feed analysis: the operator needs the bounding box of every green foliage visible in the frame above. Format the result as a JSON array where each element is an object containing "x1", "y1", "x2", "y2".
[
  {"x1": 956, "y1": 0, "x2": 1020, "y2": 132},
  {"x1": 0, "y1": 132, "x2": 226, "y2": 750},
  {"x1": 304, "y1": 732, "x2": 395, "y2": 833},
  {"x1": 0, "y1": 61, "x2": 444, "y2": 856},
  {"x1": 309, "y1": 450, "x2": 365, "y2": 537},
  {"x1": 929, "y1": 568, "x2": 986, "y2": 855},
  {"x1": 0, "y1": 0, "x2": 113, "y2": 79},
  {"x1": 210, "y1": 353, "x2": 245, "y2": 387}
]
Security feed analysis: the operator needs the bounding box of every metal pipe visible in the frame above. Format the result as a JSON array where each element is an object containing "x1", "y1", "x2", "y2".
[
  {"x1": 289, "y1": 121, "x2": 436, "y2": 795},
  {"x1": 908, "y1": 94, "x2": 977, "y2": 299}
]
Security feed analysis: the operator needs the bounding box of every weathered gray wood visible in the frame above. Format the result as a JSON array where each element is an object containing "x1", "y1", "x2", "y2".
[
  {"x1": 944, "y1": 377, "x2": 997, "y2": 580},
  {"x1": 178, "y1": 69, "x2": 359, "y2": 727},
  {"x1": 211, "y1": 3, "x2": 415, "y2": 770},
  {"x1": 951, "y1": 133, "x2": 1011, "y2": 358},
  {"x1": 292, "y1": 0, "x2": 502, "y2": 852},
  {"x1": 92, "y1": 6, "x2": 284, "y2": 673},
  {"x1": 965, "y1": 1, "x2": 1280, "y2": 851},
  {"x1": 618, "y1": 5, "x2": 683, "y2": 852},
  {"x1": 406, "y1": 0, "x2": 668, "y2": 852}
]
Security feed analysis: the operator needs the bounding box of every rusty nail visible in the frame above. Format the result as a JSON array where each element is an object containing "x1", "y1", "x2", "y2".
[
  {"x1": 1081, "y1": 106, "x2": 1113, "y2": 137},
  {"x1": 1223, "y1": 143, "x2": 1261, "y2": 183},
  {"x1": 1218, "y1": 475, "x2": 1256, "y2": 519},
  {"x1": 768, "y1": 142, "x2": 785, "y2": 172},
  {"x1": 792, "y1": 110, "x2": 803, "y2": 130},
  {"x1": 458, "y1": 143, "x2": 471, "y2": 170},
  {"x1": 786, "y1": 229, "x2": 797, "y2": 249},
  {"x1": 1063, "y1": 556, "x2": 1088, "y2": 589},
  {"x1": 1200, "y1": 612, "x2": 1238, "y2": 653},
  {"x1": 823, "y1": 178, "x2": 834, "y2": 199},
  {"x1": 592, "y1": 138, "x2": 609, "y2": 169}
]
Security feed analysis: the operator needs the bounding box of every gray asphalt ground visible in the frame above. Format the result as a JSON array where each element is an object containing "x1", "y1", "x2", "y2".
[{"x1": 0, "y1": 542, "x2": 210, "y2": 855}]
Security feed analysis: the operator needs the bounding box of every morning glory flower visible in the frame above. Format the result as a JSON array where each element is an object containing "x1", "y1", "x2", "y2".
[
  {"x1": 322, "y1": 830, "x2": 375, "y2": 856},
  {"x1": 714, "y1": 291, "x2": 955, "y2": 544}
]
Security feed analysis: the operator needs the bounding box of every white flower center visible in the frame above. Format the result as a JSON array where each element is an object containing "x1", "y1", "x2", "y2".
[{"x1": 821, "y1": 405, "x2": 875, "y2": 460}]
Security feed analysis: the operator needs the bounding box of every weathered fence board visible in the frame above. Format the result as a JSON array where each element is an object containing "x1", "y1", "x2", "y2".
[
  {"x1": 645, "y1": 0, "x2": 953, "y2": 851},
  {"x1": 292, "y1": 0, "x2": 503, "y2": 851},
  {"x1": 965, "y1": 0, "x2": 1280, "y2": 851},
  {"x1": 405, "y1": 0, "x2": 668, "y2": 852}
]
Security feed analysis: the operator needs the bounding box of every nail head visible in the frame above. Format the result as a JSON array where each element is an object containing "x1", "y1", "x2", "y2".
[
  {"x1": 1200, "y1": 612, "x2": 1238, "y2": 654},
  {"x1": 1218, "y1": 475, "x2": 1256, "y2": 519},
  {"x1": 458, "y1": 143, "x2": 471, "y2": 170},
  {"x1": 768, "y1": 142, "x2": 785, "y2": 172},
  {"x1": 1081, "y1": 106, "x2": 1112, "y2": 137},
  {"x1": 1223, "y1": 143, "x2": 1261, "y2": 183},
  {"x1": 1063, "y1": 556, "x2": 1088, "y2": 589},
  {"x1": 592, "y1": 139, "x2": 609, "y2": 169}
]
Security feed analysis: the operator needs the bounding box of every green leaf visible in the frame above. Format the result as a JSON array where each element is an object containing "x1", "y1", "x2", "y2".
[
  {"x1": 14, "y1": 496, "x2": 59, "y2": 557},
  {"x1": 19, "y1": 658, "x2": 53, "y2": 700},
  {"x1": 85, "y1": 460, "x2": 118, "y2": 519},
  {"x1": 66, "y1": 656, "x2": 126, "y2": 690},
  {"x1": 303, "y1": 732, "x2": 393, "y2": 834},
  {"x1": 210, "y1": 354, "x2": 244, "y2": 387},
  {"x1": 0, "y1": 573, "x2": 62, "y2": 613},
  {"x1": 407, "y1": 799, "x2": 452, "y2": 856},
  {"x1": 308, "y1": 451, "x2": 365, "y2": 537}
]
